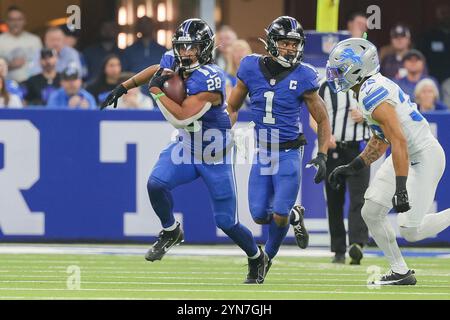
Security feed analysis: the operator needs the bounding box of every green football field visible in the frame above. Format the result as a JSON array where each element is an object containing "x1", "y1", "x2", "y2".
[{"x1": 0, "y1": 245, "x2": 449, "y2": 300}]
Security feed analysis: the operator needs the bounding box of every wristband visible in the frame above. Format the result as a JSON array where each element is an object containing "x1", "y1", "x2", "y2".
[
  {"x1": 317, "y1": 152, "x2": 328, "y2": 162},
  {"x1": 395, "y1": 176, "x2": 407, "y2": 191},
  {"x1": 349, "y1": 156, "x2": 366, "y2": 171},
  {"x1": 153, "y1": 92, "x2": 166, "y2": 101}
]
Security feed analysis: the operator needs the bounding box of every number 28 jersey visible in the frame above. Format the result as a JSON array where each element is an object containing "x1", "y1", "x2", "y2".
[
  {"x1": 237, "y1": 54, "x2": 319, "y2": 144},
  {"x1": 160, "y1": 50, "x2": 231, "y2": 155},
  {"x1": 357, "y1": 73, "x2": 437, "y2": 155}
]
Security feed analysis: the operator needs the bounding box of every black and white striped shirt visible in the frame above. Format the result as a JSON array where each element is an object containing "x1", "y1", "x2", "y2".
[{"x1": 319, "y1": 82, "x2": 371, "y2": 142}]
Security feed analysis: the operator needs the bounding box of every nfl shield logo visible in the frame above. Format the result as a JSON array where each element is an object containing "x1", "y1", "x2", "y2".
[
  {"x1": 322, "y1": 34, "x2": 339, "y2": 54},
  {"x1": 270, "y1": 79, "x2": 276, "y2": 86}
]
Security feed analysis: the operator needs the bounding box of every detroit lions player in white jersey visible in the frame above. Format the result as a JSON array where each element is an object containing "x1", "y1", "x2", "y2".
[{"x1": 327, "y1": 38, "x2": 450, "y2": 285}]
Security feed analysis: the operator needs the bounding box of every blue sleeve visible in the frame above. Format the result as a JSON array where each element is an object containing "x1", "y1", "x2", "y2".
[
  {"x1": 301, "y1": 64, "x2": 320, "y2": 94},
  {"x1": 236, "y1": 55, "x2": 252, "y2": 87},
  {"x1": 159, "y1": 50, "x2": 176, "y2": 70}
]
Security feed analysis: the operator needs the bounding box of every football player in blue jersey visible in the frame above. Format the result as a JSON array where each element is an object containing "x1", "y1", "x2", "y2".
[
  {"x1": 102, "y1": 19, "x2": 269, "y2": 284},
  {"x1": 227, "y1": 16, "x2": 331, "y2": 270}
]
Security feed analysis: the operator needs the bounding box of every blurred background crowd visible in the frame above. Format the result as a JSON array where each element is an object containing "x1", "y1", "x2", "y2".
[{"x1": 0, "y1": 0, "x2": 449, "y2": 113}]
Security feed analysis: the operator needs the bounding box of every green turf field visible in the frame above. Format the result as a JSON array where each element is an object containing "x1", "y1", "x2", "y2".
[{"x1": 0, "y1": 246, "x2": 449, "y2": 300}]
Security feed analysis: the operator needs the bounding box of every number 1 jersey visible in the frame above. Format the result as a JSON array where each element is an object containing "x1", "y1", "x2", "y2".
[{"x1": 237, "y1": 54, "x2": 319, "y2": 144}]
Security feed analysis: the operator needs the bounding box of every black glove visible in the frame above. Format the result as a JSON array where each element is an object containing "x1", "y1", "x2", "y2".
[
  {"x1": 148, "y1": 68, "x2": 173, "y2": 90},
  {"x1": 100, "y1": 84, "x2": 127, "y2": 110},
  {"x1": 328, "y1": 156, "x2": 366, "y2": 190},
  {"x1": 307, "y1": 152, "x2": 328, "y2": 184},
  {"x1": 392, "y1": 176, "x2": 411, "y2": 213}
]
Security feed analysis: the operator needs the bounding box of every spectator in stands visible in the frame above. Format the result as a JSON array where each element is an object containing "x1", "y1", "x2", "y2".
[
  {"x1": 214, "y1": 25, "x2": 238, "y2": 70},
  {"x1": 0, "y1": 6, "x2": 42, "y2": 83},
  {"x1": 0, "y1": 74, "x2": 23, "y2": 108},
  {"x1": 61, "y1": 25, "x2": 88, "y2": 79},
  {"x1": 30, "y1": 27, "x2": 82, "y2": 77},
  {"x1": 380, "y1": 24, "x2": 412, "y2": 80},
  {"x1": 442, "y1": 78, "x2": 450, "y2": 108},
  {"x1": 86, "y1": 55, "x2": 122, "y2": 105},
  {"x1": 83, "y1": 21, "x2": 123, "y2": 81},
  {"x1": 347, "y1": 12, "x2": 367, "y2": 38},
  {"x1": 0, "y1": 57, "x2": 24, "y2": 100},
  {"x1": 122, "y1": 17, "x2": 166, "y2": 73},
  {"x1": 419, "y1": 3, "x2": 450, "y2": 83},
  {"x1": 22, "y1": 48, "x2": 60, "y2": 106},
  {"x1": 225, "y1": 39, "x2": 252, "y2": 99},
  {"x1": 47, "y1": 66, "x2": 96, "y2": 109},
  {"x1": 415, "y1": 78, "x2": 448, "y2": 112},
  {"x1": 395, "y1": 49, "x2": 438, "y2": 102},
  {"x1": 116, "y1": 87, "x2": 154, "y2": 110}
]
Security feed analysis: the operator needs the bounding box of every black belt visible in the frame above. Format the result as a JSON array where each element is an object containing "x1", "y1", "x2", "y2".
[
  {"x1": 335, "y1": 141, "x2": 363, "y2": 149},
  {"x1": 259, "y1": 134, "x2": 307, "y2": 151}
]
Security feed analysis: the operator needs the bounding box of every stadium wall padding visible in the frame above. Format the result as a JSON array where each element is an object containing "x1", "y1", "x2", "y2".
[{"x1": 0, "y1": 109, "x2": 449, "y2": 246}]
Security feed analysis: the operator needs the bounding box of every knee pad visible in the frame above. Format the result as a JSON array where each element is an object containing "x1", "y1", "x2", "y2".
[
  {"x1": 253, "y1": 216, "x2": 272, "y2": 225},
  {"x1": 361, "y1": 199, "x2": 390, "y2": 222},
  {"x1": 250, "y1": 204, "x2": 270, "y2": 223},
  {"x1": 215, "y1": 214, "x2": 236, "y2": 231},
  {"x1": 399, "y1": 226, "x2": 421, "y2": 242},
  {"x1": 273, "y1": 213, "x2": 289, "y2": 227}
]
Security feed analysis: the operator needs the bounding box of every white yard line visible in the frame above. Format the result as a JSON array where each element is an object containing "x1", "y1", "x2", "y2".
[
  {"x1": 0, "y1": 287, "x2": 447, "y2": 296},
  {"x1": 1, "y1": 269, "x2": 449, "y2": 277},
  {"x1": 1, "y1": 244, "x2": 449, "y2": 258},
  {"x1": 1, "y1": 279, "x2": 449, "y2": 289}
]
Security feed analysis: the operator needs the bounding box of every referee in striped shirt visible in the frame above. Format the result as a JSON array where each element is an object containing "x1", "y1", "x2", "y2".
[{"x1": 314, "y1": 81, "x2": 370, "y2": 265}]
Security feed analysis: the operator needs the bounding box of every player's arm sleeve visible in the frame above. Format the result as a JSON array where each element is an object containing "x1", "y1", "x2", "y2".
[
  {"x1": 159, "y1": 50, "x2": 176, "y2": 70},
  {"x1": 152, "y1": 92, "x2": 213, "y2": 128},
  {"x1": 236, "y1": 56, "x2": 251, "y2": 88},
  {"x1": 360, "y1": 84, "x2": 390, "y2": 115},
  {"x1": 300, "y1": 64, "x2": 320, "y2": 96}
]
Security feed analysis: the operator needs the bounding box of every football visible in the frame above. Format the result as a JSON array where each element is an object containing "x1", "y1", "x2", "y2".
[{"x1": 161, "y1": 69, "x2": 186, "y2": 105}]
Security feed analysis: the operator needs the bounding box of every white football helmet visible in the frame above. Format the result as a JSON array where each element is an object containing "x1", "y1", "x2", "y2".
[{"x1": 326, "y1": 38, "x2": 380, "y2": 93}]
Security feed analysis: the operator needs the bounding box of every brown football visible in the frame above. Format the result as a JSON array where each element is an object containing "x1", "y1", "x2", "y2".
[{"x1": 161, "y1": 69, "x2": 186, "y2": 105}]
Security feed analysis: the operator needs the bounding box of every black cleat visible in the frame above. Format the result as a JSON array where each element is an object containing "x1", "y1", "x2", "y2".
[
  {"x1": 244, "y1": 247, "x2": 269, "y2": 284},
  {"x1": 372, "y1": 270, "x2": 417, "y2": 286},
  {"x1": 145, "y1": 222, "x2": 184, "y2": 262},
  {"x1": 332, "y1": 252, "x2": 346, "y2": 264},
  {"x1": 290, "y1": 205, "x2": 309, "y2": 249},
  {"x1": 349, "y1": 243, "x2": 363, "y2": 265},
  {"x1": 266, "y1": 259, "x2": 273, "y2": 275}
]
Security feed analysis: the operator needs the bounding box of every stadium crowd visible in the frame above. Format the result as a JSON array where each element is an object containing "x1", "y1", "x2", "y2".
[{"x1": 0, "y1": 5, "x2": 449, "y2": 112}]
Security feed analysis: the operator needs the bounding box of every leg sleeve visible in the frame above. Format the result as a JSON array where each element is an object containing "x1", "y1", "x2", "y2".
[{"x1": 347, "y1": 165, "x2": 370, "y2": 246}]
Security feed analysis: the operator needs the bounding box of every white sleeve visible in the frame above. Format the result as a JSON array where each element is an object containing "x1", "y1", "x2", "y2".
[
  {"x1": 360, "y1": 83, "x2": 390, "y2": 115},
  {"x1": 152, "y1": 93, "x2": 212, "y2": 128}
]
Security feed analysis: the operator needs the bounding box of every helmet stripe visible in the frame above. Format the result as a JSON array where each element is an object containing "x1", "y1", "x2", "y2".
[
  {"x1": 289, "y1": 18, "x2": 295, "y2": 30},
  {"x1": 291, "y1": 18, "x2": 298, "y2": 30},
  {"x1": 183, "y1": 20, "x2": 192, "y2": 36}
]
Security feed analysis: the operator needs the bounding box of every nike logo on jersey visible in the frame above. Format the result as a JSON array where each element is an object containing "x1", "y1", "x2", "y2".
[{"x1": 411, "y1": 161, "x2": 420, "y2": 166}]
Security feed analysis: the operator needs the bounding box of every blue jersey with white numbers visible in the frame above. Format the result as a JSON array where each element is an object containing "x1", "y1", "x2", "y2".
[
  {"x1": 237, "y1": 54, "x2": 319, "y2": 144},
  {"x1": 159, "y1": 51, "x2": 231, "y2": 156}
]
